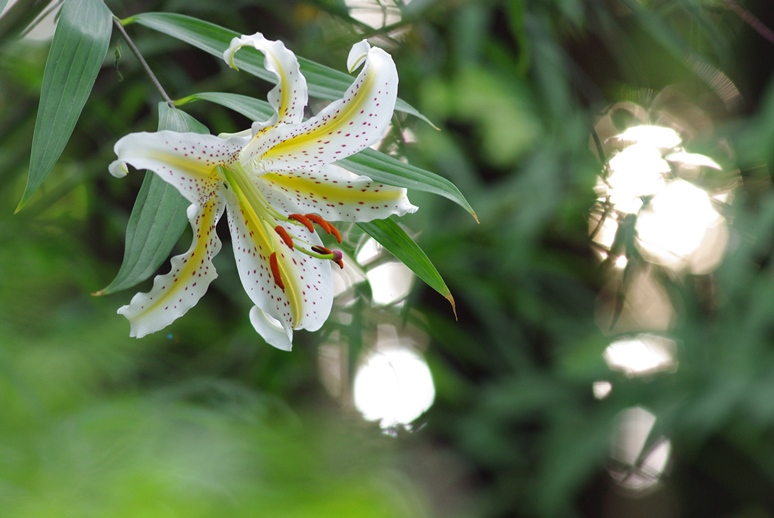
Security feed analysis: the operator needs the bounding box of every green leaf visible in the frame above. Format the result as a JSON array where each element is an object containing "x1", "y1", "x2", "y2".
[
  {"x1": 174, "y1": 91, "x2": 478, "y2": 220},
  {"x1": 125, "y1": 12, "x2": 434, "y2": 126},
  {"x1": 342, "y1": 150, "x2": 478, "y2": 221},
  {"x1": 358, "y1": 218, "x2": 456, "y2": 316},
  {"x1": 95, "y1": 104, "x2": 208, "y2": 296},
  {"x1": 17, "y1": 0, "x2": 111, "y2": 211},
  {"x1": 0, "y1": 0, "x2": 56, "y2": 41},
  {"x1": 175, "y1": 91, "x2": 274, "y2": 122}
]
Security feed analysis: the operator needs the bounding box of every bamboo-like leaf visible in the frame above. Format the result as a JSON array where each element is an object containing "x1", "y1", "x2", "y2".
[
  {"x1": 358, "y1": 218, "x2": 456, "y2": 316},
  {"x1": 95, "y1": 104, "x2": 208, "y2": 295},
  {"x1": 125, "y1": 12, "x2": 433, "y2": 126},
  {"x1": 341, "y1": 150, "x2": 478, "y2": 221},
  {"x1": 175, "y1": 91, "x2": 274, "y2": 122},
  {"x1": 17, "y1": 0, "x2": 111, "y2": 211},
  {"x1": 175, "y1": 91, "x2": 478, "y2": 220},
  {"x1": 0, "y1": 0, "x2": 57, "y2": 41}
]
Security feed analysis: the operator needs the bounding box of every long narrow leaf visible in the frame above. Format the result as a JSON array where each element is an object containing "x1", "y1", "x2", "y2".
[
  {"x1": 0, "y1": 0, "x2": 57, "y2": 41},
  {"x1": 175, "y1": 91, "x2": 274, "y2": 122},
  {"x1": 175, "y1": 91, "x2": 477, "y2": 219},
  {"x1": 341, "y1": 150, "x2": 478, "y2": 221},
  {"x1": 95, "y1": 104, "x2": 208, "y2": 295},
  {"x1": 358, "y1": 218, "x2": 456, "y2": 316},
  {"x1": 17, "y1": 0, "x2": 111, "y2": 211},
  {"x1": 125, "y1": 12, "x2": 433, "y2": 126}
]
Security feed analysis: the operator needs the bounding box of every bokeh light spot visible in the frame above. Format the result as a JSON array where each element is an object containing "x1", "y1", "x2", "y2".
[
  {"x1": 344, "y1": 0, "x2": 404, "y2": 29},
  {"x1": 366, "y1": 261, "x2": 414, "y2": 306},
  {"x1": 610, "y1": 406, "x2": 672, "y2": 492},
  {"x1": 592, "y1": 122, "x2": 730, "y2": 275},
  {"x1": 354, "y1": 338, "x2": 435, "y2": 429},
  {"x1": 603, "y1": 333, "x2": 678, "y2": 377},
  {"x1": 606, "y1": 144, "x2": 670, "y2": 214},
  {"x1": 593, "y1": 380, "x2": 613, "y2": 399},
  {"x1": 636, "y1": 180, "x2": 727, "y2": 272},
  {"x1": 616, "y1": 125, "x2": 682, "y2": 149}
]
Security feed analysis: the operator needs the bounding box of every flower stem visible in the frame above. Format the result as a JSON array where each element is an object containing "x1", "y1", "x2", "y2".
[{"x1": 112, "y1": 17, "x2": 174, "y2": 108}]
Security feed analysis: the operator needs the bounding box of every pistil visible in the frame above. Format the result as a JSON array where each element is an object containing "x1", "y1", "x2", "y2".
[
  {"x1": 221, "y1": 164, "x2": 347, "y2": 283},
  {"x1": 311, "y1": 245, "x2": 345, "y2": 269}
]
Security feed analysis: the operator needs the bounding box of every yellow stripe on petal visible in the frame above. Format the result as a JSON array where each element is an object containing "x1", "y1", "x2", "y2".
[
  {"x1": 148, "y1": 152, "x2": 220, "y2": 181},
  {"x1": 221, "y1": 166, "x2": 304, "y2": 327},
  {"x1": 270, "y1": 55, "x2": 295, "y2": 123},
  {"x1": 256, "y1": 164, "x2": 417, "y2": 223},
  {"x1": 274, "y1": 248, "x2": 304, "y2": 325},
  {"x1": 118, "y1": 196, "x2": 224, "y2": 338},
  {"x1": 224, "y1": 33, "x2": 308, "y2": 125},
  {"x1": 262, "y1": 170, "x2": 403, "y2": 203},
  {"x1": 240, "y1": 45, "x2": 398, "y2": 171},
  {"x1": 262, "y1": 70, "x2": 376, "y2": 159},
  {"x1": 112, "y1": 131, "x2": 246, "y2": 206}
]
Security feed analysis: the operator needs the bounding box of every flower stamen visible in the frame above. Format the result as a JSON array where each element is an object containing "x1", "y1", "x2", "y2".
[
  {"x1": 274, "y1": 226, "x2": 294, "y2": 248},
  {"x1": 269, "y1": 252, "x2": 285, "y2": 290},
  {"x1": 288, "y1": 213, "x2": 314, "y2": 232},
  {"x1": 305, "y1": 213, "x2": 342, "y2": 243}
]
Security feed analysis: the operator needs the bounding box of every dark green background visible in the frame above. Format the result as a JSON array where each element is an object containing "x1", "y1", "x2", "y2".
[{"x1": 1, "y1": 0, "x2": 773, "y2": 516}]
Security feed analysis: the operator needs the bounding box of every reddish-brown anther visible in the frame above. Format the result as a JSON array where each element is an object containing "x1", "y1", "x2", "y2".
[
  {"x1": 327, "y1": 224, "x2": 342, "y2": 243},
  {"x1": 305, "y1": 213, "x2": 332, "y2": 232},
  {"x1": 305, "y1": 213, "x2": 342, "y2": 243},
  {"x1": 288, "y1": 213, "x2": 314, "y2": 232},
  {"x1": 274, "y1": 226, "x2": 294, "y2": 248},
  {"x1": 269, "y1": 252, "x2": 285, "y2": 290}
]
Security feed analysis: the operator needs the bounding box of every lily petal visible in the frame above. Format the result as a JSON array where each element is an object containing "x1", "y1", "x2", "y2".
[
  {"x1": 224, "y1": 32, "x2": 308, "y2": 126},
  {"x1": 258, "y1": 164, "x2": 417, "y2": 222},
  {"x1": 111, "y1": 131, "x2": 248, "y2": 206},
  {"x1": 346, "y1": 40, "x2": 372, "y2": 74},
  {"x1": 249, "y1": 306, "x2": 293, "y2": 351},
  {"x1": 240, "y1": 42, "x2": 398, "y2": 170},
  {"x1": 223, "y1": 187, "x2": 333, "y2": 349},
  {"x1": 118, "y1": 196, "x2": 225, "y2": 338}
]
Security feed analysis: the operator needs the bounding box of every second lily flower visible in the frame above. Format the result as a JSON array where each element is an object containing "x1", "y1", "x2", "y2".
[{"x1": 109, "y1": 33, "x2": 417, "y2": 351}]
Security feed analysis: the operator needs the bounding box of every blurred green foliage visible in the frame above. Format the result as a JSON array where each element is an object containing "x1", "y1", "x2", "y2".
[{"x1": 2, "y1": 0, "x2": 774, "y2": 516}]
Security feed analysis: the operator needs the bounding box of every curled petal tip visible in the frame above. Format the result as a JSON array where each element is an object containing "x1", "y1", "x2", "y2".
[
  {"x1": 347, "y1": 40, "x2": 371, "y2": 73},
  {"x1": 225, "y1": 51, "x2": 240, "y2": 70},
  {"x1": 109, "y1": 160, "x2": 129, "y2": 178},
  {"x1": 223, "y1": 36, "x2": 241, "y2": 67},
  {"x1": 250, "y1": 307, "x2": 294, "y2": 351},
  {"x1": 224, "y1": 33, "x2": 266, "y2": 70}
]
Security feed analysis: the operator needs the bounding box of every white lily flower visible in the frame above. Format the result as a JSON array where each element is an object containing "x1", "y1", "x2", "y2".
[{"x1": 109, "y1": 34, "x2": 417, "y2": 350}]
